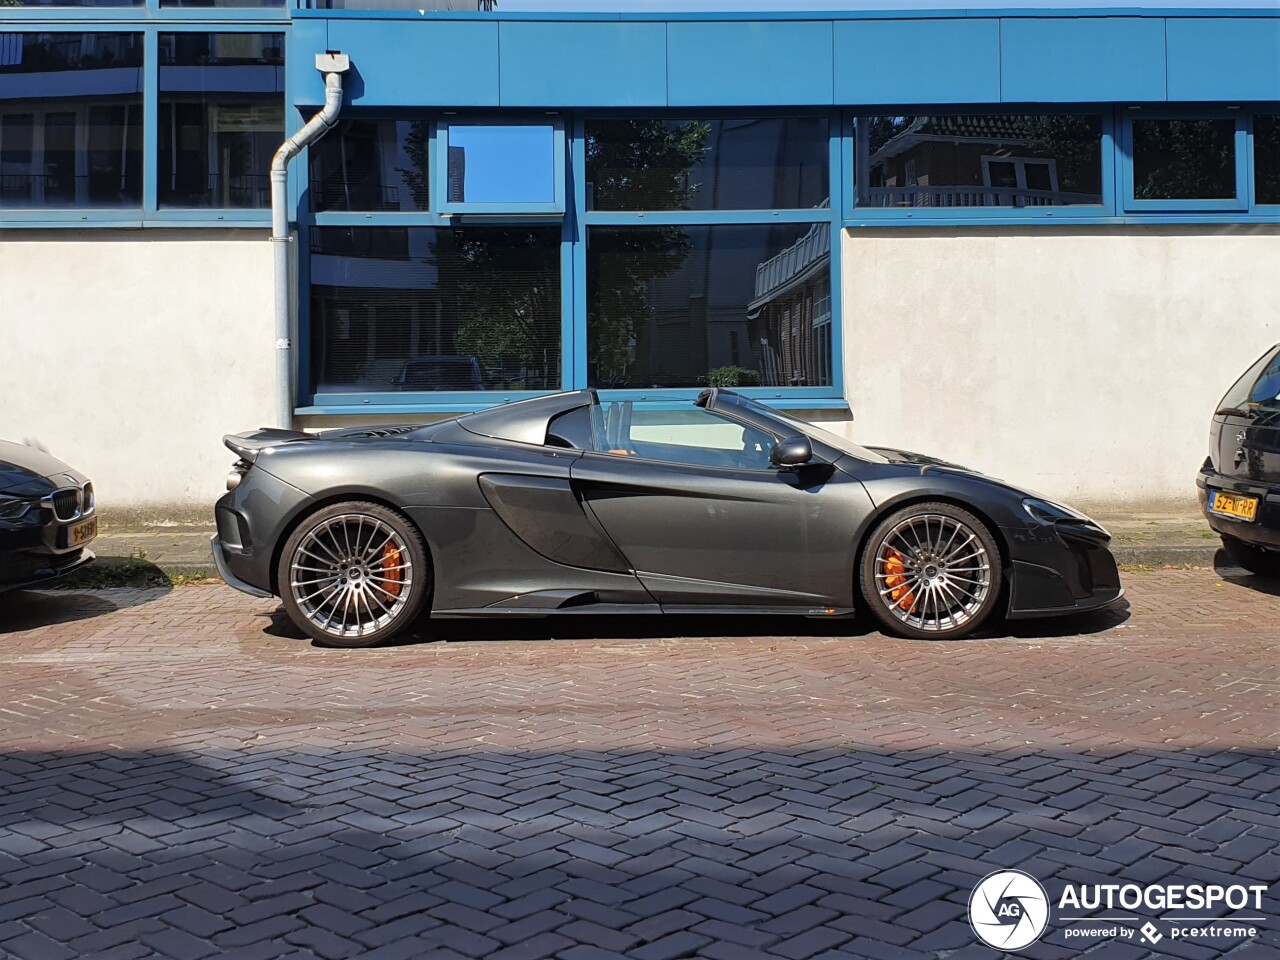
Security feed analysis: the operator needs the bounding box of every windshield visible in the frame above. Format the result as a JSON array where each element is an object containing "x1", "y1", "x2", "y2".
[
  {"x1": 721, "y1": 394, "x2": 890, "y2": 464},
  {"x1": 1220, "y1": 346, "x2": 1280, "y2": 414}
]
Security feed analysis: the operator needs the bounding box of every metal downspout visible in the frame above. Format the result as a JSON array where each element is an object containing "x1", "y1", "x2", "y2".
[{"x1": 270, "y1": 53, "x2": 350, "y2": 429}]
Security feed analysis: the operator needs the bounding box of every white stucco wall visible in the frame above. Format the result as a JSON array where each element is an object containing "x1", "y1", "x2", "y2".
[
  {"x1": 836, "y1": 225, "x2": 1280, "y2": 507},
  {"x1": 0, "y1": 230, "x2": 275, "y2": 510},
  {"x1": 3, "y1": 225, "x2": 1274, "y2": 511}
]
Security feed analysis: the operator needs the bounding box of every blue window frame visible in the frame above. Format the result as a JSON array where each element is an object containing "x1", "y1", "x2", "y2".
[
  {"x1": 297, "y1": 109, "x2": 844, "y2": 413},
  {"x1": 1121, "y1": 110, "x2": 1249, "y2": 212},
  {"x1": 435, "y1": 118, "x2": 565, "y2": 215}
]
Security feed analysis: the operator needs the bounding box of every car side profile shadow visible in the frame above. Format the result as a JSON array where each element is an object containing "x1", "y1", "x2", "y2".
[
  {"x1": 262, "y1": 602, "x2": 1132, "y2": 648},
  {"x1": 0, "y1": 584, "x2": 169, "y2": 634},
  {"x1": 1212, "y1": 547, "x2": 1280, "y2": 596}
]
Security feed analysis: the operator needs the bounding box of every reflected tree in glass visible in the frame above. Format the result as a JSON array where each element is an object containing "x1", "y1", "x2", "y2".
[
  {"x1": 1132, "y1": 119, "x2": 1236, "y2": 200},
  {"x1": 1255, "y1": 116, "x2": 1280, "y2": 205},
  {"x1": 450, "y1": 229, "x2": 561, "y2": 390},
  {"x1": 585, "y1": 120, "x2": 710, "y2": 385},
  {"x1": 397, "y1": 119, "x2": 431, "y2": 210}
]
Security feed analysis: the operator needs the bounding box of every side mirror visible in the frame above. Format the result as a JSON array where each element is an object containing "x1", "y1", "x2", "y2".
[{"x1": 771, "y1": 436, "x2": 812, "y2": 467}]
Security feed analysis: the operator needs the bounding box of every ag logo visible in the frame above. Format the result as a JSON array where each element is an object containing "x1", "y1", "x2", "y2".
[{"x1": 968, "y1": 870, "x2": 1050, "y2": 951}]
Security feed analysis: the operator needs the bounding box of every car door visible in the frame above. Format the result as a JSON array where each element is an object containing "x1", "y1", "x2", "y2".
[{"x1": 569, "y1": 402, "x2": 857, "y2": 609}]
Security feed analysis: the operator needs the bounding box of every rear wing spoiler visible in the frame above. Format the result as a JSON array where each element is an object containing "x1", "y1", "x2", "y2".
[{"x1": 223, "y1": 428, "x2": 309, "y2": 463}]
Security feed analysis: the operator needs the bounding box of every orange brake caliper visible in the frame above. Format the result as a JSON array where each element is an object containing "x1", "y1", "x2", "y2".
[
  {"x1": 883, "y1": 548, "x2": 916, "y2": 612},
  {"x1": 382, "y1": 542, "x2": 404, "y2": 598}
]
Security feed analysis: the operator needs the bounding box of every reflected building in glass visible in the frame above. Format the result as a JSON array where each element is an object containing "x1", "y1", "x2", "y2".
[
  {"x1": 585, "y1": 117, "x2": 831, "y2": 390},
  {"x1": 0, "y1": 32, "x2": 143, "y2": 208},
  {"x1": 157, "y1": 32, "x2": 284, "y2": 209},
  {"x1": 855, "y1": 114, "x2": 1104, "y2": 209}
]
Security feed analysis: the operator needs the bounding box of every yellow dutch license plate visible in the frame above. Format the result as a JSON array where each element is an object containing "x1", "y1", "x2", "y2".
[
  {"x1": 1210, "y1": 491, "x2": 1259, "y2": 522},
  {"x1": 67, "y1": 516, "x2": 98, "y2": 546}
]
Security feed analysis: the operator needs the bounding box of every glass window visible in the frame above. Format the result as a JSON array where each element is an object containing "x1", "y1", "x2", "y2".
[
  {"x1": 1219, "y1": 347, "x2": 1280, "y2": 414},
  {"x1": 1255, "y1": 115, "x2": 1280, "y2": 206},
  {"x1": 443, "y1": 124, "x2": 555, "y2": 205},
  {"x1": 586, "y1": 223, "x2": 832, "y2": 390},
  {"x1": 6, "y1": 0, "x2": 141, "y2": 6},
  {"x1": 585, "y1": 117, "x2": 828, "y2": 211},
  {"x1": 309, "y1": 226, "x2": 562, "y2": 396},
  {"x1": 594, "y1": 402, "x2": 778, "y2": 471},
  {"x1": 854, "y1": 114, "x2": 1104, "y2": 209},
  {"x1": 1131, "y1": 118, "x2": 1236, "y2": 201},
  {"x1": 308, "y1": 119, "x2": 430, "y2": 212},
  {"x1": 160, "y1": 0, "x2": 284, "y2": 8},
  {"x1": 158, "y1": 33, "x2": 284, "y2": 210},
  {"x1": 0, "y1": 33, "x2": 142, "y2": 209}
]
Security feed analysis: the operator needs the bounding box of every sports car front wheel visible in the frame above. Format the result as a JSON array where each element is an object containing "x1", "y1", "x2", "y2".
[
  {"x1": 278, "y1": 501, "x2": 431, "y2": 648},
  {"x1": 859, "y1": 502, "x2": 1003, "y2": 640}
]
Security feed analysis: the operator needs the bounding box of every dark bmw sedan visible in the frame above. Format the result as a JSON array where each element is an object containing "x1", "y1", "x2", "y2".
[
  {"x1": 1199, "y1": 345, "x2": 1280, "y2": 576},
  {"x1": 0, "y1": 440, "x2": 97, "y2": 592}
]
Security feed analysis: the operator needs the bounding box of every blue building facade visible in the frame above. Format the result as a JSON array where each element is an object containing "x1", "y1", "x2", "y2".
[{"x1": 2, "y1": 3, "x2": 1279, "y2": 504}]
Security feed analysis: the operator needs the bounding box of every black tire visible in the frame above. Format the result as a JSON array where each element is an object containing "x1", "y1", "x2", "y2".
[
  {"x1": 277, "y1": 501, "x2": 431, "y2": 648},
  {"x1": 859, "y1": 501, "x2": 1003, "y2": 640},
  {"x1": 1221, "y1": 534, "x2": 1280, "y2": 578}
]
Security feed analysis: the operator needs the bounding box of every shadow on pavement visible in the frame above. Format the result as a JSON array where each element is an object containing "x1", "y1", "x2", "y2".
[
  {"x1": 0, "y1": 584, "x2": 170, "y2": 635},
  {"x1": 1213, "y1": 548, "x2": 1280, "y2": 597},
  {"x1": 261, "y1": 602, "x2": 1132, "y2": 649},
  {"x1": 0, "y1": 744, "x2": 1274, "y2": 959}
]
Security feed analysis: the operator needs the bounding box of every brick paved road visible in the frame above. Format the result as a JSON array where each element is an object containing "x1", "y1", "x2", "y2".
[{"x1": 0, "y1": 569, "x2": 1276, "y2": 960}]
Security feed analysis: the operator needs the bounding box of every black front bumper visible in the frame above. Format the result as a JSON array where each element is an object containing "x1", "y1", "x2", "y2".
[
  {"x1": 0, "y1": 546, "x2": 95, "y2": 592},
  {"x1": 1004, "y1": 521, "x2": 1124, "y2": 620},
  {"x1": 1197, "y1": 466, "x2": 1280, "y2": 550}
]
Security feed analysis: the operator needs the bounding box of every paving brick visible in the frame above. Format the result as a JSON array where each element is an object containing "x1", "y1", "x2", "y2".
[{"x1": 0, "y1": 572, "x2": 1274, "y2": 960}]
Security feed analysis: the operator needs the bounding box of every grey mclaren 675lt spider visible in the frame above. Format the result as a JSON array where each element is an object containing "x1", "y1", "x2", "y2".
[{"x1": 212, "y1": 389, "x2": 1122, "y2": 647}]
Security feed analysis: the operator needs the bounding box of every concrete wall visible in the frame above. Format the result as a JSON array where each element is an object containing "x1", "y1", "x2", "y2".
[
  {"x1": 837, "y1": 224, "x2": 1280, "y2": 507},
  {"x1": 4, "y1": 224, "x2": 1272, "y2": 513},
  {"x1": 0, "y1": 230, "x2": 275, "y2": 513}
]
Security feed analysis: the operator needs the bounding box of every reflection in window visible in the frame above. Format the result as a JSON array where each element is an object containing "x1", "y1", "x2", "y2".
[
  {"x1": 0, "y1": 32, "x2": 142, "y2": 208},
  {"x1": 585, "y1": 117, "x2": 828, "y2": 211},
  {"x1": 158, "y1": 33, "x2": 284, "y2": 209},
  {"x1": 308, "y1": 119, "x2": 430, "y2": 212},
  {"x1": 587, "y1": 224, "x2": 832, "y2": 390},
  {"x1": 1254, "y1": 116, "x2": 1280, "y2": 206},
  {"x1": 444, "y1": 124, "x2": 555, "y2": 204},
  {"x1": 161, "y1": 0, "x2": 283, "y2": 7},
  {"x1": 8, "y1": 0, "x2": 141, "y2": 6},
  {"x1": 309, "y1": 227, "x2": 561, "y2": 395},
  {"x1": 854, "y1": 114, "x2": 1103, "y2": 208},
  {"x1": 1131, "y1": 119, "x2": 1236, "y2": 200}
]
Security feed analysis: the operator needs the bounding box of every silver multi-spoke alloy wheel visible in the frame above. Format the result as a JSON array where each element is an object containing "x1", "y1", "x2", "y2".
[
  {"x1": 860, "y1": 503, "x2": 1003, "y2": 640},
  {"x1": 278, "y1": 502, "x2": 430, "y2": 647}
]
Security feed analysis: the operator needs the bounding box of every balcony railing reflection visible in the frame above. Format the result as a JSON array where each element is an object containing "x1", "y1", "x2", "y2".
[
  {"x1": 161, "y1": 172, "x2": 272, "y2": 208},
  {"x1": 0, "y1": 172, "x2": 136, "y2": 205},
  {"x1": 866, "y1": 186, "x2": 1099, "y2": 208},
  {"x1": 308, "y1": 181, "x2": 404, "y2": 212},
  {"x1": 752, "y1": 222, "x2": 829, "y2": 302}
]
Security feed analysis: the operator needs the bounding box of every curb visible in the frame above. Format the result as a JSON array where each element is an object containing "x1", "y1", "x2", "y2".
[{"x1": 1111, "y1": 545, "x2": 1222, "y2": 568}]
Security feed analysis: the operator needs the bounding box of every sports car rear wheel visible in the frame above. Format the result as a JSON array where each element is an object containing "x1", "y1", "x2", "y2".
[
  {"x1": 278, "y1": 501, "x2": 430, "y2": 648},
  {"x1": 860, "y1": 502, "x2": 1002, "y2": 640}
]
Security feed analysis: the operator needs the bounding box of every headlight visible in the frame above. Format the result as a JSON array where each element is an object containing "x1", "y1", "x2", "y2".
[
  {"x1": 1023, "y1": 497, "x2": 1108, "y2": 536},
  {"x1": 1023, "y1": 497, "x2": 1091, "y2": 524},
  {"x1": 227, "y1": 460, "x2": 251, "y2": 491},
  {"x1": 0, "y1": 494, "x2": 34, "y2": 521}
]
